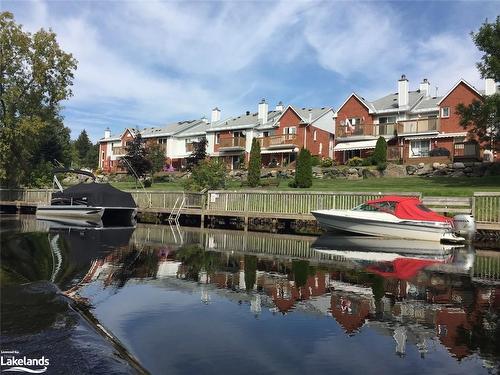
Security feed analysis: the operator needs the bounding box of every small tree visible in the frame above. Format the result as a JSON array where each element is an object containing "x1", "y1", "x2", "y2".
[
  {"x1": 120, "y1": 134, "x2": 152, "y2": 179},
  {"x1": 186, "y1": 137, "x2": 208, "y2": 170},
  {"x1": 147, "y1": 143, "x2": 166, "y2": 182},
  {"x1": 294, "y1": 148, "x2": 313, "y2": 188},
  {"x1": 372, "y1": 136, "x2": 387, "y2": 164},
  {"x1": 248, "y1": 138, "x2": 261, "y2": 187},
  {"x1": 183, "y1": 158, "x2": 226, "y2": 191}
]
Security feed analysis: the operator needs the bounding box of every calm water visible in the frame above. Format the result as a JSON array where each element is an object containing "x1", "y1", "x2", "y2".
[{"x1": 1, "y1": 215, "x2": 499, "y2": 375}]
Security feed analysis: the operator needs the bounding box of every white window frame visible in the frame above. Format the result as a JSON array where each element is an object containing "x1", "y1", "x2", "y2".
[
  {"x1": 441, "y1": 107, "x2": 450, "y2": 118},
  {"x1": 215, "y1": 133, "x2": 220, "y2": 144},
  {"x1": 313, "y1": 130, "x2": 317, "y2": 141},
  {"x1": 319, "y1": 142, "x2": 323, "y2": 154},
  {"x1": 410, "y1": 140, "x2": 431, "y2": 158}
]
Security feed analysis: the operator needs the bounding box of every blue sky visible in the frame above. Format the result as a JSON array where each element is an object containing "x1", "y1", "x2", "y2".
[{"x1": 4, "y1": 0, "x2": 499, "y2": 142}]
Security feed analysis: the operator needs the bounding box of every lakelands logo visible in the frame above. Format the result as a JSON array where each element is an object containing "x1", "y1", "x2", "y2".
[{"x1": 0, "y1": 351, "x2": 49, "y2": 373}]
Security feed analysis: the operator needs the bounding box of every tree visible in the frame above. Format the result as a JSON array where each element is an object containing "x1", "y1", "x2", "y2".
[
  {"x1": 294, "y1": 148, "x2": 313, "y2": 188},
  {"x1": 186, "y1": 137, "x2": 208, "y2": 170},
  {"x1": 147, "y1": 143, "x2": 166, "y2": 182},
  {"x1": 456, "y1": 17, "x2": 500, "y2": 145},
  {"x1": 248, "y1": 138, "x2": 261, "y2": 187},
  {"x1": 74, "y1": 130, "x2": 92, "y2": 162},
  {"x1": 0, "y1": 12, "x2": 77, "y2": 186},
  {"x1": 120, "y1": 134, "x2": 152, "y2": 178},
  {"x1": 183, "y1": 158, "x2": 226, "y2": 191},
  {"x1": 372, "y1": 136, "x2": 387, "y2": 164}
]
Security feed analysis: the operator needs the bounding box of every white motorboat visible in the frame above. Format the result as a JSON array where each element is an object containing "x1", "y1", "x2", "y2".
[
  {"x1": 36, "y1": 169, "x2": 137, "y2": 227},
  {"x1": 311, "y1": 196, "x2": 475, "y2": 243}
]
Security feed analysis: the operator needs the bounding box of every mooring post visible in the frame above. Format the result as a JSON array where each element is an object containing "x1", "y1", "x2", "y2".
[{"x1": 244, "y1": 216, "x2": 249, "y2": 231}]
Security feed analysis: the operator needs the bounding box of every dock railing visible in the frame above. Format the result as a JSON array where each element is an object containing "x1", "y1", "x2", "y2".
[
  {"x1": 0, "y1": 188, "x2": 53, "y2": 204},
  {"x1": 128, "y1": 191, "x2": 205, "y2": 210},
  {"x1": 473, "y1": 192, "x2": 500, "y2": 226}
]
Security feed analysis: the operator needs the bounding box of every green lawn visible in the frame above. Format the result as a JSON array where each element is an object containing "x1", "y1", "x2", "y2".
[{"x1": 111, "y1": 175, "x2": 500, "y2": 197}]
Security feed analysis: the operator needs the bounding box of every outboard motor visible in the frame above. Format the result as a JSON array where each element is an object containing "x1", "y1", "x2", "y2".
[{"x1": 453, "y1": 214, "x2": 476, "y2": 240}]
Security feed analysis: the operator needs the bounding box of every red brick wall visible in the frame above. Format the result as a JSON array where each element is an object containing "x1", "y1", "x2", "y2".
[
  {"x1": 308, "y1": 125, "x2": 332, "y2": 157},
  {"x1": 99, "y1": 142, "x2": 109, "y2": 172},
  {"x1": 213, "y1": 130, "x2": 231, "y2": 152},
  {"x1": 439, "y1": 82, "x2": 482, "y2": 133},
  {"x1": 336, "y1": 96, "x2": 374, "y2": 135}
]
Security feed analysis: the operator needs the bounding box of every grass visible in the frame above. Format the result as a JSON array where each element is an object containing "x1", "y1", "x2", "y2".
[{"x1": 111, "y1": 175, "x2": 500, "y2": 197}]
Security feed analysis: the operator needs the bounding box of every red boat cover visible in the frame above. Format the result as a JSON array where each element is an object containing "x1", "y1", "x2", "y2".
[
  {"x1": 366, "y1": 258, "x2": 442, "y2": 280},
  {"x1": 366, "y1": 196, "x2": 452, "y2": 223}
]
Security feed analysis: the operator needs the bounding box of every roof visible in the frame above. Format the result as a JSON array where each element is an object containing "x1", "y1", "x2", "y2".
[
  {"x1": 141, "y1": 119, "x2": 204, "y2": 138},
  {"x1": 371, "y1": 91, "x2": 424, "y2": 112},
  {"x1": 175, "y1": 120, "x2": 208, "y2": 138},
  {"x1": 336, "y1": 93, "x2": 375, "y2": 114},
  {"x1": 99, "y1": 127, "x2": 139, "y2": 143},
  {"x1": 208, "y1": 110, "x2": 282, "y2": 132},
  {"x1": 291, "y1": 106, "x2": 332, "y2": 123},
  {"x1": 411, "y1": 96, "x2": 441, "y2": 113}
]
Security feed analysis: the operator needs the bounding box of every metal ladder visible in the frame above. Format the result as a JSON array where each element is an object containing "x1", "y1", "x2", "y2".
[{"x1": 168, "y1": 195, "x2": 185, "y2": 225}]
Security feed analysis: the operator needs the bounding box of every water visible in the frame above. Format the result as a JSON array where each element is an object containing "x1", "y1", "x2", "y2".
[{"x1": 1, "y1": 215, "x2": 499, "y2": 374}]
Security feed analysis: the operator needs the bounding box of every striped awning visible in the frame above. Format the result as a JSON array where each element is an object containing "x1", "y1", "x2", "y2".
[
  {"x1": 404, "y1": 132, "x2": 467, "y2": 141},
  {"x1": 333, "y1": 140, "x2": 377, "y2": 151}
]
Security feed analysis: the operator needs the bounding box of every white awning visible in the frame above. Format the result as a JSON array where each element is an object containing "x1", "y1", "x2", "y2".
[
  {"x1": 261, "y1": 149, "x2": 295, "y2": 154},
  {"x1": 333, "y1": 140, "x2": 377, "y2": 151},
  {"x1": 404, "y1": 132, "x2": 467, "y2": 141}
]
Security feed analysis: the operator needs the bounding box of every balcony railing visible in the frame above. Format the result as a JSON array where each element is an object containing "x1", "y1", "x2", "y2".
[
  {"x1": 336, "y1": 125, "x2": 370, "y2": 138},
  {"x1": 112, "y1": 146, "x2": 127, "y2": 155},
  {"x1": 374, "y1": 123, "x2": 397, "y2": 136},
  {"x1": 219, "y1": 137, "x2": 246, "y2": 149},
  {"x1": 257, "y1": 134, "x2": 298, "y2": 148},
  {"x1": 398, "y1": 118, "x2": 439, "y2": 134}
]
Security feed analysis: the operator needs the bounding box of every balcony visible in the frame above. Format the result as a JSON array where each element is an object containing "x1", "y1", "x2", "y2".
[
  {"x1": 336, "y1": 124, "x2": 372, "y2": 138},
  {"x1": 257, "y1": 134, "x2": 299, "y2": 148},
  {"x1": 397, "y1": 117, "x2": 439, "y2": 135},
  {"x1": 374, "y1": 123, "x2": 397, "y2": 136},
  {"x1": 219, "y1": 137, "x2": 246, "y2": 150},
  {"x1": 112, "y1": 146, "x2": 127, "y2": 155}
]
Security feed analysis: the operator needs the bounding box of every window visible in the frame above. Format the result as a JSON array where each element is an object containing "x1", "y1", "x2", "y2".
[
  {"x1": 379, "y1": 116, "x2": 397, "y2": 124},
  {"x1": 263, "y1": 131, "x2": 269, "y2": 137},
  {"x1": 410, "y1": 140, "x2": 430, "y2": 158},
  {"x1": 101, "y1": 151, "x2": 104, "y2": 160},
  {"x1": 158, "y1": 138, "x2": 167, "y2": 144},
  {"x1": 441, "y1": 107, "x2": 450, "y2": 118},
  {"x1": 313, "y1": 130, "x2": 317, "y2": 141},
  {"x1": 347, "y1": 117, "x2": 362, "y2": 126},
  {"x1": 233, "y1": 131, "x2": 245, "y2": 138},
  {"x1": 215, "y1": 133, "x2": 220, "y2": 144},
  {"x1": 283, "y1": 127, "x2": 296, "y2": 135},
  {"x1": 319, "y1": 142, "x2": 323, "y2": 154}
]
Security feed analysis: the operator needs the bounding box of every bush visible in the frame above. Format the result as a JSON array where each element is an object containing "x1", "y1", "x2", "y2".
[
  {"x1": 143, "y1": 178, "x2": 152, "y2": 188},
  {"x1": 153, "y1": 172, "x2": 173, "y2": 183},
  {"x1": 372, "y1": 136, "x2": 387, "y2": 164},
  {"x1": 429, "y1": 147, "x2": 450, "y2": 157},
  {"x1": 346, "y1": 157, "x2": 363, "y2": 166},
  {"x1": 248, "y1": 138, "x2": 261, "y2": 187},
  {"x1": 361, "y1": 157, "x2": 373, "y2": 166},
  {"x1": 319, "y1": 157, "x2": 334, "y2": 168},
  {"x1": 376, "y1": 162, "x2": 387, "y2": 171},
  {"x1": 183, "y1": 159, "x2": 227, "y2": 191},
  {"x1": 311, "y1": 156, "x2": 321, "y2": 166},
  {"x1": 294, "y1": 148, "x2": 313, "y2": 188}
]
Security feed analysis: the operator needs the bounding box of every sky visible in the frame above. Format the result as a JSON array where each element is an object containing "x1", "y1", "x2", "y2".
[{"x1": 4, "y1": 0, "x2": 499, "y2": 142}]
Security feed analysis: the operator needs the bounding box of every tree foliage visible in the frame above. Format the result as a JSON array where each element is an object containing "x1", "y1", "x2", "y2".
[
  {"x1": 0, "y1": 12, "x2": 77, "y2": 186},
  {"x1": 372, "y1": 136, "x2": 388, "y2": 164},
  {"x1": 248, "y1": 138, "x2": 261, "y2": 187},
  {"x1": 147, "y1": 143, "x2": 166, "y2": 180},
  {"x1": 457, "y1": 17, "x2": 500, "y2": 144},
  {"x1": 120, "y1": 134, "x2": 152, "y2": 178},
  {"x1": 183, "y1": 158, "x2": 226, "y2": 191},
  {"x1": 72, "y1": 129, "x2": 98, "y2": 169},
  {"x1": 294, "y1": 148, "x2": 313, "y2": 188},
  {"x1": 186, "y1": 137, "x2": 208, "y2": 170}
]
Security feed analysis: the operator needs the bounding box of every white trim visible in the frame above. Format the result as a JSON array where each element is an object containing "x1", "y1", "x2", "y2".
[
  {"x1": 437, "y1": 79, "x2": 483, "y2": 105},
  {"x1": 440, "y1": 107, "x2": 450, "y2": 118}
]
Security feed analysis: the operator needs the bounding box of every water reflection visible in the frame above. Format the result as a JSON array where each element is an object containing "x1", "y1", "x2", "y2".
[{"x1": 2, "y1": 216, "x2": 499, "y2": 374}]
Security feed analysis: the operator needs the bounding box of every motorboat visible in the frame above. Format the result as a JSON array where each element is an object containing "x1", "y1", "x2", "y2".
[
  {"x1": 36, "y1": 169, "x2": 137, "y2": 226},
  {"x1": 311, "y1": 196, "x2": 475, "y2": 243}
]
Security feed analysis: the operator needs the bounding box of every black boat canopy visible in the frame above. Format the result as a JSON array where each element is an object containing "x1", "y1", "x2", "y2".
[{"x1": 52, "y1": 183, "x2": 136, "y2": 208}]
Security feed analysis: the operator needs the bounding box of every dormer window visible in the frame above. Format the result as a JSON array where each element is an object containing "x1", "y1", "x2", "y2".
[{"x1": 441, "y1": 107, "x2": 450, "y2": 118}]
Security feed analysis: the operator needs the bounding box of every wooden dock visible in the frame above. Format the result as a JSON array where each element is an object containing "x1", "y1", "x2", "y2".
[{"x1": 1, "y1": 189, "x2": 499, "y2": 231}]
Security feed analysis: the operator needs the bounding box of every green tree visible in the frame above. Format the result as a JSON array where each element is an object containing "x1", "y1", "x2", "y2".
[
  {"x1": 147, "y1": 143, "x2": 166, "y2": 182},
  {"x1": 183, "y1": 158, "x2": 226, "y2": 191},
  {"x1": 74, "y1": 130, "x2": 92, "y2": 162},
  {"x1": 186, "y1": 137, "x2": 208, "y2": 170},
  {"x1": 372, "y1": 136, "x2": 387, "y2": 164},
  {"x1": 248, "y1": 138, "x2": 261, "y2": 187},
  {"x1": 457, "y1": 17, "x2": 500, "y2": 144},
  {"x1": 0, "y1": 12, "x2": 77, "y2": 186},
  {"x1": 294, "y1": 148, "x2": 313, "y2": 188},
  {"x1": 120, "y1": 133, "x2": 152, "y2": 178}
]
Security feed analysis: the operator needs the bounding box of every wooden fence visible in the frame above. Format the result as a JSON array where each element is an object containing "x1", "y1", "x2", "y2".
[{"x1": 473, "y1": 192, "x2": 500, "y2": 225}]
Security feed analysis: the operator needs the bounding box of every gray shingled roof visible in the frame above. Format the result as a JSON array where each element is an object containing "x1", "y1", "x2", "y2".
[
  {"x1": 175, "y1": 120, "x2": 208, "y2": 137},
  {"x1": 291, "y1": 106, "x2": 331, "y2": 123},
  {"x1": 371, "y1": 91, "x2": 424, "y2": 112},
  {"x1": 411, "y1": 96, "x2": 441, "y2": 112},
  {"x1": 209, "y1": 110, "x2": 282, "y2": 132},
  {"x1": 141, "y1": 119, "x2": 203, "y2": 138}
]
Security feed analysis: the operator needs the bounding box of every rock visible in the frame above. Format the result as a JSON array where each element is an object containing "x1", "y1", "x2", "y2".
[
  {"x1": 450, "y1": 171, "x2": 466, "y2": 178},
  {"x1": 362, "y1": 169, "x2": 381, "y2": 179},
  {"x1": 383, "y1": 164, "x2": 407, "y2": 178},
  {"x1": 406, "y1": 165, "x2": 417, "y2": 175},
  {"x1": 418, "y1": 163, "x2": 425, "y2": 169},
  {"x1": 432, "y1": 162, "x2": 440, "y2": 170},
  {"x1": 347, "y1": 174, "x2": 361, "y2": 180},
  {"x1": 347, "y1": 168, "x2": 358, "y2": 174},
  {"x1": 438, "y1": 164, "x2": 447, "y2": 170},
  {"x1": 433, "y1": 169, "x2": 448, "y2": 176},
  {"x1": 452, "y1": 162, "x2": 465, "y2": 169},
  {"x1": 463, "y1": 167, "x2": 473, "y2": 174}
]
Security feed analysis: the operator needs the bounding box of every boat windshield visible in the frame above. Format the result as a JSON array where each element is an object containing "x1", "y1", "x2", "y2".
[{"x1": 353, "y1": 201, "x2": 397, "y2": 214}]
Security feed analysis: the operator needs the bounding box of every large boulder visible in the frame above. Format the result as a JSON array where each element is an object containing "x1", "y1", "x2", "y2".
[
  {"x1": 362, "y1": 169, "x2": 382, "y2": 179},
  {"x1": 383, "y1": 164, "x2": 407, "y2": 178},
  {"x1": 406, "y1": 165, "x2": 417, "y2": 175}
]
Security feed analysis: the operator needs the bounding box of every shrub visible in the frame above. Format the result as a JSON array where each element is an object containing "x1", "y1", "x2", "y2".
[
  {"x1": 294, "y1": 148, "x2": 313, "y2": 188},
  {"x1": 346, "y1": 157, "x2": 363, "y2": 166},
  {"x1": 311, "y1": 156, "x2": 321, "y2": 166},
  {"x1": 143, "y1": 178, "x2": 152, "y2": 188},
  {"x1": 183, "y1": 159, "x2": 226, "y2": 191},
  {"x1": 376, "y1": 162, "x2": 387, "y2": 172},
  {"x1": 372, "y1": 136, "x2": 388, "y2": 164},
  {"x1": 319, "y1": 157, "x2": 334, "y2": 168},
  {"x1": 361, "y1": 157, "x2": 373, "y2": 166},
  {"x1": 248, "y1": 138, "x2": 261, "y2": 187}
]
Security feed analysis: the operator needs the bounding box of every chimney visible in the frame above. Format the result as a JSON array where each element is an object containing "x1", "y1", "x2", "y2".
[
  {"x1": 211, "y1": 107, "x2": 221, "y2": 123},
  {"x1": 485, "y1": 78, "x2": 497, "y2": 96},
  {"x1": 258, "y1": 98, "x2": 268, "y2": 124},
  {"x1": 398, "y1": 74, "x2": 409, "y2": 108},
  {"x1": 104, "y1": 127, "x2": 111, "y2": 139},
  {"x1": 275, "y1": 101, "x2": 284, "y2": 112},
  {"x1": 419, "y1": 78, "x2": 430, "y2": 97}
]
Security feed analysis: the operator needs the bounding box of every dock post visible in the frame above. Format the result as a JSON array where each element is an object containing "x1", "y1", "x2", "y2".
[{"x1": 244, "y1": 216, "x2": 249, "y2": 231}]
